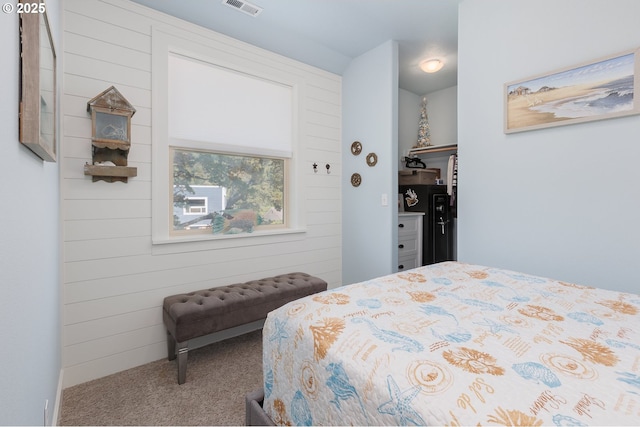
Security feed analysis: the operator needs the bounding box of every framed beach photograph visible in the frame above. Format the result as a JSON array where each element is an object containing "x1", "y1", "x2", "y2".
[{"x1": 504, "y1": 47, "x2": 640, "y2": 133}]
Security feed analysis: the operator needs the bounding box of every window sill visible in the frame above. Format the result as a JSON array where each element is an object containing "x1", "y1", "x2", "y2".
[{"x1": 151, "y1": 227, "x2": 307, "y2": 255}]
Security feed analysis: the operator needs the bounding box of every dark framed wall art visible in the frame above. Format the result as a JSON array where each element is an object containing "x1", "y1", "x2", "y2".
[{"x1": 19, "y1": 0, "x2": 57, "y2": 162}]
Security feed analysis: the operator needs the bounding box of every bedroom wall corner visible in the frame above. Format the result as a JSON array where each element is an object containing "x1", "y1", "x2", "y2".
[
  {"x1": 457, "y1": 0, "x2": 640, "y2": 293},
  {"x1": 342, "y1": 40, "x2": 399, "y2": 285}
]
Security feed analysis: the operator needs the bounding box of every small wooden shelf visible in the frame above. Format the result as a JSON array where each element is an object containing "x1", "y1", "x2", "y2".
[
  {"x1": 409, "y1": 143, "x2": 458, "y2": 155},
  {"x1": 91, "y1": 140, "x2": 131, "y2": 151},
  {"x1": 84, "y1": 164, "x2": 137, "y2": 183}
]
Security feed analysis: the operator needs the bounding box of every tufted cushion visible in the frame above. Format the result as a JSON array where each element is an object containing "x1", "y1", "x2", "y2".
[{"x1": 163, "y1": 272, "x2": 327, "y2": 343}]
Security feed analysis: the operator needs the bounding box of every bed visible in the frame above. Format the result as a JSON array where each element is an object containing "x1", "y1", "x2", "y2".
[{"x1": 251, "y1": 261, "x2": 640, "y2": 426}]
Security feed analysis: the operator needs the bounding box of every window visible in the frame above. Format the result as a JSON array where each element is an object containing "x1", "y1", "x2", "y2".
[
  {"x1": 166, "y1": 53, "x2": 293, "y2": 238},
  {"x1": 183, "y1": 198, "x2": 207, "y2": 215},
  {"x1": 171, "y1": 148, "x2": 286, "y2": 235},
  {"x1": 151, "y1": 29, "x2": 303, "y2": 244}
]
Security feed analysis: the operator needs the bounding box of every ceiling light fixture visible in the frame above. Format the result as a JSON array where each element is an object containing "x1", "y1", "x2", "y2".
[{"x1": 419, "y1": 58, "x2": 444, "y2": 73}]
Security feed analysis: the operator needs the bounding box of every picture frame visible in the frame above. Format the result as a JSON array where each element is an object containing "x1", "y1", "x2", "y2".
[
  {"x1": 19, "y1": 0, "x2": 57, "y2": 162},
  {"x1": 504, "y1": 47, "x2": 640, "y2": 134}
]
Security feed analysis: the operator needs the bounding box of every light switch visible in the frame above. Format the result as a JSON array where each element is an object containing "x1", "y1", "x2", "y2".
[{"x1": 381, "y1": 193, "x2": 388, "y2": 206}]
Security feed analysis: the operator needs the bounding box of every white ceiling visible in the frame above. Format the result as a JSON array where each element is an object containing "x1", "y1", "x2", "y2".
[{"x1": 129, "y1": 0, "x2": 459, "y2": 96}]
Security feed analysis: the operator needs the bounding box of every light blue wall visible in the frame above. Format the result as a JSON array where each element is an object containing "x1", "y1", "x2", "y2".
[
  {"x1": 0, "y1": 1, "x2": 61, "y2": 424},
  {"x1": 424, "y1": 86, "x2": 458, "y2": 148},
  {"x1": 398, "y1": 88, "x2": 421, "y2": 160},
  {"x1": 342, "y1": 40, "x2": 399, "y2": 285},
  {"x1": 458, "y1": 0, "x2": 640, "y2": 293}
]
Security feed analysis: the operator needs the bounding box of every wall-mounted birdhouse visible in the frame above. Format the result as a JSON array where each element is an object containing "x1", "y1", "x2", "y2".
[{"x1": 84, "y1": 86, "x2": 138, "y2": 182}]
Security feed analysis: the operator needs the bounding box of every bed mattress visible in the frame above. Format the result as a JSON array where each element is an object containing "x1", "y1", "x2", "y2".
[{"x1": 262, "y1": 262, "x2": 640, "y2": 425}]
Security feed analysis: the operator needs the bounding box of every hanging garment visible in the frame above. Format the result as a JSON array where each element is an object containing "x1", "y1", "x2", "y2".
[{"x1": 447, "y1": 153, "x2": 457, "y2": 206}]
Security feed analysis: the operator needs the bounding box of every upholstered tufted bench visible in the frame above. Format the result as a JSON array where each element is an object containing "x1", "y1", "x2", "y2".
[{"x1": 163, "y1": 272, "x2": 327, "y2": 384}]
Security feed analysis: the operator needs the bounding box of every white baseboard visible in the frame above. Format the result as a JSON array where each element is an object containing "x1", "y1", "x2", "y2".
[{"x1": 51, "y1": 368, "x2": 64, "y2": 426}]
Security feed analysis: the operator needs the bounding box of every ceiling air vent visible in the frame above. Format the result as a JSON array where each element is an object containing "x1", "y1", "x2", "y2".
[{"x1": 222, "y1": 0, "x2": 263, "y2": 17}]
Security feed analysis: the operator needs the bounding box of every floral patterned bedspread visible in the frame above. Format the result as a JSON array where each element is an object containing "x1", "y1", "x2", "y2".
[{"x1": 262, "y1": 262, "x2": 640, "y2": 426}]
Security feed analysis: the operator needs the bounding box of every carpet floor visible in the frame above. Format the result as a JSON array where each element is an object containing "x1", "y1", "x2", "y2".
[{"x1": 58, "y1": 330, "x2": 263, "y2": 426}]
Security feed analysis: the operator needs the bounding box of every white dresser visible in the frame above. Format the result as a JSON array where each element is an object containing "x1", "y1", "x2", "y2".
[{"x1": 398, "y1": 212, "x2": 424, "y2": 272}]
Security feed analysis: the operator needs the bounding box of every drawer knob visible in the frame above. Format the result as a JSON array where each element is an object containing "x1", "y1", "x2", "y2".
[
  {"x1": 398, "y1": 244, "x2": 404, "y2": 249},
  {"x1": 398, "y1": 264, "x2": 404, "y2": 270},
  {"x1": 399, "y1": 223, "x2": 404, "y2": 228}
]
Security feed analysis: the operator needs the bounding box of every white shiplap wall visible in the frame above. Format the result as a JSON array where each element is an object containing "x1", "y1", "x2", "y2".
[{"x1": 62, "y1": 0, "x2": 342, "y2": 387}]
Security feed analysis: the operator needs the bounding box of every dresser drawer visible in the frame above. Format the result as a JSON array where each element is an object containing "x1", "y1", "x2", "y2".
[
  {"x1": 397, "y1": 213, "x2": 423, "y2": 273},
  {"x1": 398, "y1": 216, "x2": 420, "y2": 236},
  {"x1": 398, "y1": 236, "x2": 419, "y2": 256},
  {"x1": 398, "y1": 255, "x2": 419, "y2": 272}
]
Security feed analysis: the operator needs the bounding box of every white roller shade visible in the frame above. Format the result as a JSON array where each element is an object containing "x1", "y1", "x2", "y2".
[{"x1": 168, "y1": 53, "x2": 293, "y2": 157}]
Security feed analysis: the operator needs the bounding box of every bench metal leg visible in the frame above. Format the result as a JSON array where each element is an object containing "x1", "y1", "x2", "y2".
[
  {"x1": 177, "y1": 342, "x2": 189, "y2": 385},
  {"x1": 167, "y1": 330, "x2": 176, "y2": 361}
]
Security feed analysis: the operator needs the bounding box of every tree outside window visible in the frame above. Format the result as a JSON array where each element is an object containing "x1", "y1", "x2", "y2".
[{"x1": 172, "y1": 148, "x2": 285, "y2": 235}]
